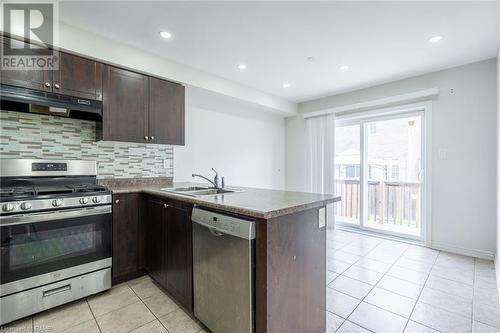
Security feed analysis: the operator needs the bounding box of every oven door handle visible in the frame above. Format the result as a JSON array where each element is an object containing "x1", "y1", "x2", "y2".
[{"x1": 0, "y1": 206, "x2": 112, "y2": 226}]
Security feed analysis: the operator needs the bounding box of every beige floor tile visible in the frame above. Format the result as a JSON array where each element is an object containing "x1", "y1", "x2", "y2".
[
  {"x1": 96, "y1": 301, "x2": 155, "y2": 333},
  {"x1": 128, "y1": 275, "x2": 163, "y2": 299},
  {"x1": 159, "y1": 308, "x2": 202, "y2": 333},
  {"x1": 61, "y1": 319, "x2": 100, "y2": 333},
  {"x1": 142, "y1": 291, "x2": 179, "y2": 317},
  {"x1": 33, "y1": 300, "x2": 94, "y2": 333},
  {"x1": 2, "y1": 317, "x2": 33, "y2": 332},
  {"x1": 129, "y1": 320, "x2": 168, "y2": 333},
  {"x1": 87, "y1": 283, "x2": 140, "y2": 316}
]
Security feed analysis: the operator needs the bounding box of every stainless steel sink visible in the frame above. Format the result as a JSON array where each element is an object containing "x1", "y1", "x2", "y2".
[{"x1": 160, "y1": 186, "x2": 241, "y2": 197}]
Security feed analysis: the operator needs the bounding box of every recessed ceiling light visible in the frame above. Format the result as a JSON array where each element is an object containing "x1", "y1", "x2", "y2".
[
  {"x1": 340, "y1": 65, "x2": 349, "y2": 71},
  {"x1": 282, "y1": 82, "x2": 290, "y2": 88},
  {"x1": 306, "y1": 56, "x2": 316, "y2": 62},
  {"x1": 428, "y1": 35, "x2": 443, "y2": 43},
  {"x1": 237, "y1": 64, "x2": 247, "y2": 70},
  {"x1": 159, "y1": 31, "x2": 172, "y2": 39}
]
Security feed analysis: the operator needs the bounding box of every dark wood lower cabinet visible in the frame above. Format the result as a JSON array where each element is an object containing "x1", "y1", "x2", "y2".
[
  {"x1": 144, "y1": 195, "x2": 193, "y2": 312},
  {"x1": 112, "y1": 193, "x2": 145, "y2": 284}
]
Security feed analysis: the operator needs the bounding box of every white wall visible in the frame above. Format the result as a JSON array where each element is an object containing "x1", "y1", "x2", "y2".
[
  {"x1": 287, "y1": 59, "x2": 498, "y2": 258},
  {"x1": 174, "y1": 105, "x2": 285, "y2": 190}
]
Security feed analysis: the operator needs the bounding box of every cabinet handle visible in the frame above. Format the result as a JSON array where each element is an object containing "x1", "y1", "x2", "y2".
[
  {"x1": 150, "y1": 136, "x2": 155, "y2": 140},
  {"x1": 54, "y1": 83, "x2": 60, "y2": 89},
  {"x1": 44, "y1": 82, "x2": 51, "y2": 88},
  {"x1": 144, "y1": 136, "x2": 149, "y2": 140},
  {"x1": 115, "y1": 200, "x2": 119, "y2": 204},
  {"x1": 163, "y1": 204, "x2": 168, "y2": 208}
]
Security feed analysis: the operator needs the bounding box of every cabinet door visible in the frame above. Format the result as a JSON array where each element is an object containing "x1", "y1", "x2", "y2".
[
  {"x1": 165, "y1": 201, "x2": 193, "y2": 311},
  {"x1": 149, "y1": 77, "x2": 185, "y2": 145},
  {"x1": 145, "y1": 197, "x2": 166, "y2": 286},
  {"x1": 112, "y1": 193, "x2": 143, "y2": 281},
  {"x1": 102, "y1": 66, "x2": 149, "y2": 143},
  {"x1": 0, "y1": 37, "x2": 52, "y2": 91},
  {"x1": 53, "y1": 52, "x2": 103, "y2": 100}
]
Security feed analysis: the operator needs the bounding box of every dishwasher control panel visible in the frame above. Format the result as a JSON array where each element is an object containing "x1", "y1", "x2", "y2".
[{"x1": 192, "y1": 208, "x2": 255, "y2": 240}]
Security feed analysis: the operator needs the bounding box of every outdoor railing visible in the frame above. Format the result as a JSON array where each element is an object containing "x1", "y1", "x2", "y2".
[{"x1": 335, "y1": 178, "x2": 421, "y2": 228}]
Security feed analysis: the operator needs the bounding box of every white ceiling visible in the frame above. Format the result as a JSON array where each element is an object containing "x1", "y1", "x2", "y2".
[{"x1": 59, "y1": 1, "x2": 499, "y2": 103}]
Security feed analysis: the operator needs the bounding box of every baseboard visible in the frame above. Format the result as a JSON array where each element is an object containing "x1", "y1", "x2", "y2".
[{"x1": 431, "y1": 241, "x2": 495, "y2": 260}]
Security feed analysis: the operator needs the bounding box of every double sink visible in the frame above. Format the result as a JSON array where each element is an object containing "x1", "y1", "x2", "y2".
[{"x1": 161, "y1": 186, "x2": 241, "y2": 197}]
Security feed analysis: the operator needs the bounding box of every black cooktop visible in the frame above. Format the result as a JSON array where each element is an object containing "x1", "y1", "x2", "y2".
[{"x1": 0, "y1": 184, "x2": 109, "y2": 200}]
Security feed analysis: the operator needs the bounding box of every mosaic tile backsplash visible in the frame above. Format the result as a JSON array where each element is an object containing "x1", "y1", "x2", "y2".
[{"x1": 0, "y1": 110, "x2": 174, "y2": 179}]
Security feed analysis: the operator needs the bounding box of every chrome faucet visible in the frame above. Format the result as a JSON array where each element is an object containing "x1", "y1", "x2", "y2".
[{"x1": 192, "y1": 168, "x2": 224, "y2": 188}]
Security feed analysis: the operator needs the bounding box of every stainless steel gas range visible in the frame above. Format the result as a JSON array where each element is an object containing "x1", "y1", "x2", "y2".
[{"x1": 0, "y1": 159, "x2": 112, "y2": 325}]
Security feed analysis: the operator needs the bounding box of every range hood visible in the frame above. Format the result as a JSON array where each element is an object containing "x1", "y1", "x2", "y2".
[{"x1": 0, "y1": 84, "x2": 103, "y2": 121}]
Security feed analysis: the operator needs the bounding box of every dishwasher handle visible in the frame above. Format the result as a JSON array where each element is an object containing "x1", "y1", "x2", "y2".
[{"x1": 192, "y1": 207, "x2": 255, "y2": 240}]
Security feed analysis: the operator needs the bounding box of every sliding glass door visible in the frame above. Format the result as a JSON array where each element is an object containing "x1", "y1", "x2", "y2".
[{"x1": 335, "y1": 112, "x2": 425, "y2": 241}]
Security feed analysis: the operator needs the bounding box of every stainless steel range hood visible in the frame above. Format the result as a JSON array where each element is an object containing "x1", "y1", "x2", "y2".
[{"x1": 0, "y1": 84, "x2": 102, "y2": 120}]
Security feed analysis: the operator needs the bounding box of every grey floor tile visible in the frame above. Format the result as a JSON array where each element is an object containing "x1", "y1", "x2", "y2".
[
  {"x1": 327, "y1": 288, "x2": 361, "y2": 318},
  {"x1": 329, "y1": 275, "x2": 373, "y2": 300},
  {"x1": 424, "y1": 274, "x2": 473, "y2": 300},
  {"x1": 61, "y1": 319, "x2": 100, "y2": 333},
  {"x1": 337, "y1": 320, "x2": 372, "y2": 333},
  {"x1": 128, "y1": 275, "x2": 163, "y2": 299},
  {"x1": 410, "y1": 302, "x2": 471, "y2": 333},
  {"x1": 327, "y1": 270, "x2": 339, "y2": 285},
  {"x1": 33, "y1": 300, "x2": 94, "y2": 333},
  {"x1": 329, "y1": 259, "x2": 352, "y2": 274},
  {"x1": 326, "y1": 311, "x2": 345, "y2": 332},
  {"x1": 430, "y1": 266, "x2": 474, "y2": 286},
  {"x1": 475, "y1": 276, "x2": 500, "y2": 292},
  {"x1": 343, "y1": 266, "x2": 383, "y2": 285},
  {"x1": 348, "y1": 301, "x2": 407, "y2": 333},
  {"x1": 96, "y1": 301, "x2": 155, "y2": 333},
  {"x1": 354, "y1": 257, "x2": 392, "y2": 274},
  {"x1": 377, "y1": 275, "x2": 423, "y2": 299},
  {"x1": 331, "y1": 250, "x2": 362, "y2": 265},
  {"x1": 158, "y1": 308, "x2": 202, "y2": 333},
  {"x1": 473, "y1": 303, "x2": 500, "y2": 329},
  {"x1": 404, "y1": 321, "x2": 439, "y2": 333},
  {"x1": 129, "y1": 320, "x2": 168, "y2": 333},
  {"x1": 419, "y1": 286, "x2": 472, "y2": 318},
  {"x1": 87, "y1": 283, "x2": 140, "y2": 316},
  {"x1": 365, "y1": 287, "x2": 416, "y2": 318},
  {"x1": 142, "y1": 291, "x2": 179, "y2": 317},
  {"x1": 395, "y1": 257, "x2": 433, "y2": 274},
  {"x1": 402, "y1": 246, "x2": 439, "y2": 264},
  {"x1": 473, "y1": 321, "x2": 500, "y2": 333},
  {"x1": 474, "y1": 286, "x2": 500, "y2": 309},
  {"x1": 387, "y1": 266, "x2": 428, "y2": 285}
]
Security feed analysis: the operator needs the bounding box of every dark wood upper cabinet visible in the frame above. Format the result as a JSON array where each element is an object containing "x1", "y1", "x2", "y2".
[
  {"x1": 102, "y1": 66, "x2": 149, "y2": 143},
  {"x1": 165, "y1": 202, "x2": 192, "y2": 310},
  {"x1": 149, "y1": 77, "x2": 185, "y2": 145},
  {"x1": 53, "y1": 52, "x2": 103, "y2": 100},
  {"x1": 0, "y1": 37, "x2": 52, "y2": 91},
  {"x1": 112, "y1": 193, "x2": 145, "y2": 283}
]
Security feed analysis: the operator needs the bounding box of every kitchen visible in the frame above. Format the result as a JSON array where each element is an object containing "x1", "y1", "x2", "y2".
[{"x1": 1, "y1": 2, "x2": 500, "y2": 333}]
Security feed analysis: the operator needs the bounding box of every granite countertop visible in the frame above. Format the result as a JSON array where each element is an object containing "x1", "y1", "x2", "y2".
[{"x1": 108, "y1": 182, "x2": 340, "y2": 219}]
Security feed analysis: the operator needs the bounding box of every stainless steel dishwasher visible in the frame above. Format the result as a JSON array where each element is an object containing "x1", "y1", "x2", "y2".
[{"x1": 192, "y1": 207, "x2": 255, "y2": 333}]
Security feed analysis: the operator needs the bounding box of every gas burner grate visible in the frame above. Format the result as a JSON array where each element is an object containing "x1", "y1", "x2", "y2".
[{"x1": 0, "y1": 187, "x2": 36, "y2": 199}]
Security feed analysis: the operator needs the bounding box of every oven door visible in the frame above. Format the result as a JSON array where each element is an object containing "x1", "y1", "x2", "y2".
[{"x1": 0, "y1": 205, "x2": 112, "y2": 295}]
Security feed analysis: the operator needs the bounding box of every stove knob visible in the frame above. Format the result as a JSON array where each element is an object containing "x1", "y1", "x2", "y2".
[
  {"x1": 2, "y1": 203, "x2": 15, "y2": 212},
  {"x1": 52, "y1": 199, "x2": 63, "y2": 207},
  {"x1": 20, "y1": 202, "x2": 32, "y2": 210},
  {"x1": 79, "y1": 197, "x2": 90, "y2": 204},
  {"x1": 92, "y1": 196, "x2": 102, "y2": 203}
]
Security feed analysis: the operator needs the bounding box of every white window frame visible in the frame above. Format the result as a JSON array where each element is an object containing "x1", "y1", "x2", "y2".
[{"x1": 335, "y1": 101, "x2": 432, "y2": 245}]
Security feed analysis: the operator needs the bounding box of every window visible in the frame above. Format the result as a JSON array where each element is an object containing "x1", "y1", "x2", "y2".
[{"x1": 391, "y1": 165, "x2": 399, "y2": 179}]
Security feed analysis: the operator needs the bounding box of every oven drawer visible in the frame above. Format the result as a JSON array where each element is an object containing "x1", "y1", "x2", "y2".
[{"x1": 0, "y1": 267, "x2": 111, "y2": 325}]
